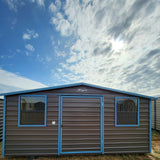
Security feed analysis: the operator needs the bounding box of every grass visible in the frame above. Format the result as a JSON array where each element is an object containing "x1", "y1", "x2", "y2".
[{"x1": 0, "y1": 130, "x2": 160, "y2": 160}]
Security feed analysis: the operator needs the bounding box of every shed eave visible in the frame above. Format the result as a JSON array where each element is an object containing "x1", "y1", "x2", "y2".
[{"x1": 0, "y1": 82, "x2": 157, "y2": 100}]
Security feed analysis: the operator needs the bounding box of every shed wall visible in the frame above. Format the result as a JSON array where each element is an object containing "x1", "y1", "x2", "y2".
[
  {"x1": 156, "y1": 98, "x2": 160, "y2": 130},
  {"x1": 0, "y1": 99, "x2": 3, "y2": 141},
  {"x1": 152, "y1": 100, "x2": 155, "y2": 129},
  {"x1": 5, "y1": 85, "x2": 149, "y2": 156},
  {"x1": 152, "y1": 98, "x2": 160, "y2": 130}
]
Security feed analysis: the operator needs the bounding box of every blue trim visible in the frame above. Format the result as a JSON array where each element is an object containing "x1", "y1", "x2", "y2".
[
  {"x1": 58, "y1": 95, "x2": 104, "y2": 155},
  {"x1": 18, "y1": 95, "x2": 47, "y2": 127},
  {"x1": 149, "y1": 99, "x2": 152, "y2": 153},
  {"x1": 101, "y1": 97, "x2": 104, "y2": 154},
  {"x1": 58, "y1": 94, "x2": 105, "y2": 96},
  {"x1": 60, "y1": 151, "x2": 102, "y2": 154},
  {"x1": 115, "y1": 97, "x2": 117, "y2": 127},
  {"x1": 58, "y1": 95, "x2": 61, "y2": 155},
  {"x1": 115, "y1": 97, "x2": 139, "y2": 127},
  {"x1": 0, "y1": 82, "x2": 156, "y2": 100},
  {"x1": 2, "y1": 96, "x2": 6, "y2": 157}
]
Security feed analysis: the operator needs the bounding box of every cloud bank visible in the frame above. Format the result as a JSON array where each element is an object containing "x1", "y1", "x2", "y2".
[
  {"x1": 0, "y1": 69, "x2": 47, "y2": 94},
  {"x1": 49, "y1": 0, "x2": 160, "y2": 96}
]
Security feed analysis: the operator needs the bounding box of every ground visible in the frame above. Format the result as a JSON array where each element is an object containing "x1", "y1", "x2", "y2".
[{"x1": 0, "y1": 130, "x2": 160, "y2": 160}]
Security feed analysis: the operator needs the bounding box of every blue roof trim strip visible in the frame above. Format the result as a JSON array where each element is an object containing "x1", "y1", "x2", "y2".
[{"x1": 0, "y1": 82, "x2": 157, "y2": 100}]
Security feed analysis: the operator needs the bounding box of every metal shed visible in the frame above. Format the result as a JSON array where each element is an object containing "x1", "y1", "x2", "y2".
[
  {"x1": 0, "y1": 83, "x2": 156, "y2": 157},
  {"x1": 152, "y1": 97, "x2": 160, "y2": 130}
]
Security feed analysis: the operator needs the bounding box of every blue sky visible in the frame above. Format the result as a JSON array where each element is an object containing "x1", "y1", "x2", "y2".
[{"x1": 0, "y1": 0, "x2": 160, "y2": 96}]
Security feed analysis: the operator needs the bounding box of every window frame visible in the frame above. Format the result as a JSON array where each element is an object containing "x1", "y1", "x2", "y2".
[
  {"x1": 18, "y1": 95, "x2": 47, "y2": 127},
  {"x1": 115, "y1": 97, "x2": 139, "y2": 127}
]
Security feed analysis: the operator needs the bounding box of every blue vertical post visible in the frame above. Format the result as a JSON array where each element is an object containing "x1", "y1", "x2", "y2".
[
  {"x1": 115, "y1": 97, "x2": 117, "y2": 126},
  {"x1": 149, "y1": 99, "x2": 152, "y2": 153},
  {"x1": 2, "y1": 96, "x2": 6, "y2": 157},
  {"x1": 101, "y1": 97, "x2": 104, "y2": 154}
]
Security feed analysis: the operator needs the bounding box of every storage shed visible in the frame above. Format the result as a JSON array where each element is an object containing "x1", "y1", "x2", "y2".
[
  {"x1": 0, "y1": 83, "x2": 156, "y2": 157},
  {"x1": 152, "y1": 97, "x2": 160, "y2": 130}
]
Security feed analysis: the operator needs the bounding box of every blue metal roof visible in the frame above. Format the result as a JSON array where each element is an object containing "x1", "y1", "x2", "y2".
[{"x1": 0, "y1": 82, "x2": 157, "y2": 100}]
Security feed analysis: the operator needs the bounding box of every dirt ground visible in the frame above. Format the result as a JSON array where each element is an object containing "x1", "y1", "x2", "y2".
[{"x1": 0, "y1": 130, "x2": 160, "y2": 160}]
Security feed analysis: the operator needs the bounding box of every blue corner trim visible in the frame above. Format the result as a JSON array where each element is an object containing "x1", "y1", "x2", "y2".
[
  {"x1": 0, "y1": 82, "x2": 157, "y2": 100},
  {"x1": 58, "y1": 95, "x2": 61, "y2": 155},
  {"x1": 149, "y1": 99, "x2": 152, "y2": 153},
  {"x1": 18, "y1": 95, "x2": 47, "y2": 127},
  {"x1": 58, "y1": 95, "x2": 104, "y2": 155},
  {"x1": 2, "y1": 96, "x2": 6, "y2": 157},
  {"x1": 115, "y1": 97, "x2": 139, "y2": 127},
  {"x1": 101, "y1": 96, "x2": 104, "y2": 154}
]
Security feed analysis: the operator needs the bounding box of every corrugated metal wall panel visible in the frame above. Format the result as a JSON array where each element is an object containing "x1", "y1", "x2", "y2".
[
  {"x1": 104, "y1": 96, "x2": 149, "y2": 154},
  {"x1": 0, "y1": 99, "x2": 3, "y2": 141},
  {"x1": 156, "y1": 98, "x2": 160, "y2": 130},
  {"x1": 5, "y1": 94, "x2": 58, "y2": 156},
  {"x1": 5, "y1": 85, "x2": 150, "y2": 156},
  {"x1": 152, "y1": 100, "x2": 155, "y2": 129}
]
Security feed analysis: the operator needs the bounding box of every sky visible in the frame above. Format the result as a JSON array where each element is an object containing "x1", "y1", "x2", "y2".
[{"x1": 0, "y1": 0, "x2": 160, "y2": 96}]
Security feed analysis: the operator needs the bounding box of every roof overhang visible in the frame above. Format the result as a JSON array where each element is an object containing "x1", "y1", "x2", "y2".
[{"x1": 0, "y1": 82, "x2": 157, "y2": 100}]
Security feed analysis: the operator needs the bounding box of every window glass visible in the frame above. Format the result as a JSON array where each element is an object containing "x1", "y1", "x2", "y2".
[
  {"x1": 116, "y1": 98, "x2": 138, "y2": 125},
  {"x1": 20, "y1": 96, "x2": 46, "y2": 125}
]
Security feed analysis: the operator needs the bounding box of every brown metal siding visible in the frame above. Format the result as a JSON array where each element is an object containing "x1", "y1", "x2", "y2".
[
  {"x1": 152, "y1": 100, "x2": 155, "y2": 129},
  {"x1": 5, "y1": 85, "x2": 150, "y2": 156},
  {"x1": 104, "y1": 95, "x2": 149, "y2": 154},
  {"x1": 152, "y1": 98, "x2": 160, "y2": 130},
  {"x1": 156, "y1": 98, "x2": 160, "y2": 130},
  {"x1": 0, "y1": 99, "x2": 3, "y2": 140},
  {"x1": 5, "y1": 94, "x2": 58, "y2": 156}
]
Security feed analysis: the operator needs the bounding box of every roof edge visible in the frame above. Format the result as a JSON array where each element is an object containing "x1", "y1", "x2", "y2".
[{"x1": 0, "y1": 82, "x2": 157, "y2": 100}]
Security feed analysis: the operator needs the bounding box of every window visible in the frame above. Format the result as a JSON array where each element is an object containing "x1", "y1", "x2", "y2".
[
  {"x1": 19, "y1": 95, "x2": 47, "y2": 126},
  {"x1": 115, "y1": 97, "x2": 139, "y2": 126}
]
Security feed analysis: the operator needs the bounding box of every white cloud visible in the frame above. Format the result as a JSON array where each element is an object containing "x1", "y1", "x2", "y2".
[
  {"x1": 22, "y1": 29, "x2": 39, "y2": 40},
  {"x1": 0, "y1": 69, "x2": 47, "y2": 94},
  {"x1": 36, "y1": 0, "x2": 44, "y2": 7},
  {"x1": 25, "y1": 44, "x2": 35, "y2": 52},
  {"x1": 5, "y1": 0, "x2": 25, "y2": 12},
  {"x1": 55, "y1": 0, "x2": 61, "y2": 9},
  {"x1": 54, "y1": 47, "x2": 66, "y2": 57},
  {"x1": 49, "y1": 0, "x2": 61, "y2": 13},
  {"x1": 49, "y1": 1, "x2": 73, "y2": 36},
  {"x1": 50, "y1": 0, "x2": 160, "y2": 96},
  {"x1": 50, "y1": 14, "x2": 72, "y2": 36},
  {"x1": 31, "y1": 0, "x2": 45, "y2": 7},
  {"x1": 33, "y1": 33, "x2": 39, "y2": 38},
  {"x1": 49, "y1": 2, "x2": 57, "y2": 13},
  {"x1": 23, "y1": 33, "x2": 31, "y2": 40}
]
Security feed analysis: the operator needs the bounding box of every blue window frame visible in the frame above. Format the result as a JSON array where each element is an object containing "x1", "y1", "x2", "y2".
[
  {"x1": 18, "y1": 95, "x2": 47, "y2": 127},
  {"x1": 115, "y1": 97, "x2": 139, "y2": 127}
]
